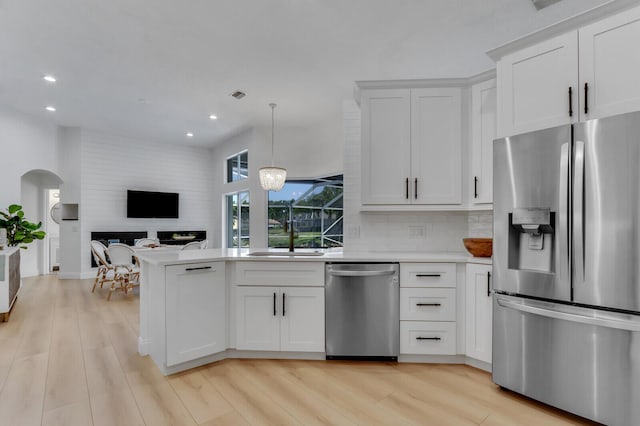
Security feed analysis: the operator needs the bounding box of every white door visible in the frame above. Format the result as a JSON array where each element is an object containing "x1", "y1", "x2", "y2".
[
  {"x1": 498, "y1": 31, "x2": 578, "y2": 137},
  {"x1": 235, "y1": 286, "x2": 280, "y2": 351},
  {"x1": 361, "y1": 89, "x2": 412, "y2": 205},
  {"x1": 280, "y1": 287, "x2": 325, "y2": 352},
  {"x1": 410, "y1": 88, "x2": 462, "y2": 205},
  {"x1": 579, "y1": 6, "x2": 640, "y2": 121},
  {"x1": 471, "y1": 80, "x2": 496, "y2": 205},
  {"x1": 465, "y1": 264, "x2": 492, "y2": 364},
  {"x1": 165, "y1": 262, "x2": 226, "y2": 366}
]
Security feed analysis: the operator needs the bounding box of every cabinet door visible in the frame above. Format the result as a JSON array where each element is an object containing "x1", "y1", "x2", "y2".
[
  {"x1": 579, "y1": 6, "x2": 640, "y2": 120},
  {"x1": 166, "y1": 262, "x2": 226, "y2": 366},
  {"x1": 498, "y1": 31, "x2": 578, "y2": 137},
  {"x1": 471, "y1": 80, "x2": 496, "y2": 204},
  {"x1": 465, "y1": 264, "x2": 492, "y2": 364},
  {"x1": 235, "y1": 286, "x2": 280, "y2": 351},
  {"x1": 361, "y1": 89, "x2": 412, "y2": 205},
  {"x1": 411, "y1": 88, "x2": 462, "y2": 204},
  {"x1": 280, "y1": 287, "x2": 325, "y2": 352}
]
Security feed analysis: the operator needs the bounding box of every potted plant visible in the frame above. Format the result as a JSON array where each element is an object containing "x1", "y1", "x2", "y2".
[{"x1": 0, "y1": 204, "x2": 46, "y2": 249}]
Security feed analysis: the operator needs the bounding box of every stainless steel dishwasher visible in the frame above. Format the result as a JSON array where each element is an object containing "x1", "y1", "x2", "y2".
[{"x1": 325, "y1": 263, "x2": 399, "y2": 360}]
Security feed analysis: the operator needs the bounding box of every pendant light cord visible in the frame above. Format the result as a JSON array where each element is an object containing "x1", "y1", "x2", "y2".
[{"x1": 270, "y1": 103, "x2": 276, "y2": 167}]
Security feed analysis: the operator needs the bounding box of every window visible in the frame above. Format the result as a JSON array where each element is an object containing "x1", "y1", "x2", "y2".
[
  {"x1": 226, "y1": 151, "x2": 248, "y2": 183},
  {"x1": 268, "y1": 175, "x2": 343, "y2": 249},
  {"x1": 226, "y1": 191, "x2": 250, "y2": 248}
]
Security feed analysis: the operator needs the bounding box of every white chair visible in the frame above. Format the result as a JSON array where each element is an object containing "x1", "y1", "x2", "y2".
[
  {"x1": 91, "y1": 240, "x2": 114, "y2": 292},
  {"x1": 134, "y1": 237, "x2": 160, "y2": 247},
  {"x1": 199, "y1": 239, "x2": 208, "y2": 249},
  {"x1": 181, "y1": 241, "x2": 203, "y2": 250},
  {"x1": 105, "y1": 243, "x2": 140, "y2": 300}
]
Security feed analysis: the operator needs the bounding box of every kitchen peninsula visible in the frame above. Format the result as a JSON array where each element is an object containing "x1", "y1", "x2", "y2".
[{"x1": 136, "y1": 248, "x2": 491, "y2": 375}]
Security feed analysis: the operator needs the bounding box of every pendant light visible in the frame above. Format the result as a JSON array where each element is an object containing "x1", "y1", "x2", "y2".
[{"x1": 259, "y1": 103, "x2": 287, "y2": 191}]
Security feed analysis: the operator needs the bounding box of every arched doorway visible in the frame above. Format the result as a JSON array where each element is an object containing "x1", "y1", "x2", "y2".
[{"x1": 20, "y1": 169, "x2": 64, "y2": 277}]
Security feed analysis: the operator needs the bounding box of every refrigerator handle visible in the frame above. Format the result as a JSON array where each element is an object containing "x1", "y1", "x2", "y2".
[
  {"x1": 573, "y1": 141, "x2": 585, "y2": 286},
  {"x1": 559, "y1": 143, "x2": 570, "y2": 285},
  {"x1": 496, "y1": 296, "x2": 640, "y2": 332}
]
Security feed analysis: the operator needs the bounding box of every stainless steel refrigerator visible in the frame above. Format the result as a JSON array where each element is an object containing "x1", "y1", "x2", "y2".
[{"x1": 493, "y1": 111, "x2": 640, "y2": 425}]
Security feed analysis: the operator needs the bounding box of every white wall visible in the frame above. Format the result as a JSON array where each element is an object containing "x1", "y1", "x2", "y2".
[
  {"x1": 0, "y1": 105, "x2": 60, "y2": 212},
  {"x1": 69, "y1": 130, "x2": 215, "y2": 277},
  {"x1": 342, "y1": 99, "x2": 477, "y2": 253}
]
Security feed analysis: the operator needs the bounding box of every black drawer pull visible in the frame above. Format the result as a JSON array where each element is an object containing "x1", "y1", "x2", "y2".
[
  {"x1": 416, "y1": 274, "x2": 441, "y2": 278},
  {"x1": 416, "y1": 303, "x2": 441, "y2": 307},
  {"x1": 416, "y1": 337, "x2": 441, "y2": 341},
  {"x1": 487, "y1": 271, "x2": 492, "y2": 297},
  {"x1": 474, "y1": 176, "x2": 478, "y2": 198},
  {"x1": 282, "y1": 293, "x2": 286, "y2": 316},
  {"x1": 568, "y1": 86, "x2": 573, "y2": 117},
  {"x1": 273, "y1": 292, "x2": 277, "y2": 316},
  {"x1": 584, "y1": 83, "x2": 589, "y2": 115},
  {"x1": 185, "y1": 266, "x2": 212, "y2": 271}
]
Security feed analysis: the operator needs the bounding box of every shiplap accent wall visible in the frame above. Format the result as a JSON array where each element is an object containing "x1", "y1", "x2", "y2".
[
  {"x1": 343, "y1": 99, "x2": 477, "y2": 253},
  {"x1": 78, "y1": 131, "x2": 214, "y2": 273}
]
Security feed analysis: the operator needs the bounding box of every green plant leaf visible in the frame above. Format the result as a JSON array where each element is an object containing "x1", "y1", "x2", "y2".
[
  {"x1": 8, "y1": 204, "x2": 21, "y2": 214},
  {"x1": 32, "y1": 231, "x2": 46, "y2": 239},
  {"x1": 17, "y1": 211, "x2": 24, "y2": 218}
]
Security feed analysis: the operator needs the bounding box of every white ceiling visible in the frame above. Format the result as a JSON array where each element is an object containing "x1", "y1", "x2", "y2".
[{"x1": 0, "y1": 0, "x2": 612, "y2": 146}]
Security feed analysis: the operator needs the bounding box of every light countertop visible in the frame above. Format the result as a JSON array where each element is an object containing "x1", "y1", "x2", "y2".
[{"x1": 136, "y1": 248, "x2": 492, "y2": 266}]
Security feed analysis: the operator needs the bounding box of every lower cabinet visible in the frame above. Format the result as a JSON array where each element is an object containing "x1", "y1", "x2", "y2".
[
  {"x1": 236, "y1": 286, "x2": 325, "y2": 352},
  {"x1": 465, "y1": 263, "x2": 492, "y2": 364},
  {"x1": 165, "y1": 262, "x2": 226, "y2": 366}
]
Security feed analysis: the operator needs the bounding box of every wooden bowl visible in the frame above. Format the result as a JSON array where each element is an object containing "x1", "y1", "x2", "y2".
[{"x1": 463, "y1": 238, "x2": 492, "y2": 257}]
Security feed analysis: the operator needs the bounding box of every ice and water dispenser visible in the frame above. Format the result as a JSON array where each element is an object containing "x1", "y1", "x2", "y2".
[{"x1": 508, "y1": 208, "x2": 555, "y2": 273}]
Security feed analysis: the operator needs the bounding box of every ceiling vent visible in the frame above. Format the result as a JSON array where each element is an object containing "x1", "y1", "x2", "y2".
[
  {"x1": 531, "y1": 0, "x2": 563, "y2": 10},
  {"x1": 230, "y1": 90, "x2": 247, "y2": 99}
]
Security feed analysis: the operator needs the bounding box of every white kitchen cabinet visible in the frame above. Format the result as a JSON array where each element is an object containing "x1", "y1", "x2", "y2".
[
  {"x1": 361, "y1": 87, "x2": 461, "y2": 206},
  {"x1": 361, "y1": 89, "x2": 411, "y2": 205},
  {"x1": 470, "y1": 79, "x2": 496, "y2": 204},
  {"x1": 465, "y1": 263, "x2": 492, "y2": 364},
  {"x1": 399, "y1": 262, "x2": 457, "y2": 355},
  {"x1": 497, "y1": 31, "x2": 578, "y2": 137},
  {"x1": 579, "y1": 6, "x2": 640, "y2": 120},
  {"x1": 165, "y1": 262, "x2": 226, "y2": 366},
  {"x1": 497, "y1": 5, "x2": 640, "y2": 137},
  {"x1": 235, "y1": 286, "x2": 324, "y2": 352}
]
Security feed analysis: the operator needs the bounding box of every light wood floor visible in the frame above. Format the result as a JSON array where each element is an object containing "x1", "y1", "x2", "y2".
[{"x1": 0, "y1": 275, "x2": 598, "y2": 426}]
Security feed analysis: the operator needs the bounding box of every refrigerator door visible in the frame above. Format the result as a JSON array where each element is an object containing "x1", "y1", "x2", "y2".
[
  {"x1": 574, "y1": 111, "x2": 640, "y2": 312},
  {"x1": 493, "y1": 125, "x2": 571, "y2": 301},
  {"x1": 493, "y1": 294, "x2": 640, "y2": 425}
]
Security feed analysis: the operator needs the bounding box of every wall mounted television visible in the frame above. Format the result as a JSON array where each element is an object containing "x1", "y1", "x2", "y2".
[{"x1": 127, "y1": 190, "x2": 179, "y2": 218}]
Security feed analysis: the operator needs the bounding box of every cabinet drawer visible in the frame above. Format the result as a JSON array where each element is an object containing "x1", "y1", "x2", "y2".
[
  {"x1": 235, "y1": 261, "x2": 324, "y2": 286},
  {"x1": 400, "y1": 321, "x2": 456, "y2": 355},
  {"x1": 400, "y1": 263, "x2": 456, "y2": 287},
  {"x1": 400, "y1": 288, "x2": 456, "y2": 321}
]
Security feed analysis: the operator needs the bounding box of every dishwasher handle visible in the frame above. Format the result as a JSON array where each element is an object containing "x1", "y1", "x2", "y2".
[{"x1": 326, "y1": 270, "x2": 396, "y2": 277}]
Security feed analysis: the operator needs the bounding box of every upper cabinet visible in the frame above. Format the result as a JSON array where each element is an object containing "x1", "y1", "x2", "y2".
[
  {"x1": 497, "y1": 32, "x2": 578, "y2": 137},
  {"x1": 496, "y1": 5, "x2": 640, "y2": 137},
  {"x1": 470, "y1": 79, "x2": 496, "y2": 205},
  {"x1": 361, "y1": 87, "x2": 462, "y2": 207}
]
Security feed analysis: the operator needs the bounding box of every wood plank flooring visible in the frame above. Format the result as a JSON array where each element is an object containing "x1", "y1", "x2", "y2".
[{"x1": 0, "y1": 275, "x2": 598, "y2": 426}]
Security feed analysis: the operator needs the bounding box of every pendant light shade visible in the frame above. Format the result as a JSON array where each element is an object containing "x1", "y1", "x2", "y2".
[{"x1": 259, "y1": 103, "x2": 287, "y2": 191}]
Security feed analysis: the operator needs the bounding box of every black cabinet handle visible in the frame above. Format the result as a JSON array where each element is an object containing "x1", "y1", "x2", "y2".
[
  {"x1": 584, "y1": 83, "x2": 589, "y2": 115},
  {"x1": 568, "y1": 86, "x2": 573, "y2": 117},
  {"x1": 416, "y1": 303, "x2": 441, "y2": 307},
  {"x1": 185, "y1": 266, "x2": 212, "y2": 271},
  {"x1": 282, "y1": 293, "x2": 286, "y2": 316},
  {"x1": 273, "y1": 292, "x2": 277, "y2": 316},
  {"x1": 405, "y1": 178, "x2": 409, "y2": 199},
  {"x1": 416, "y1": 274, "x2": 441, "y2": 278},
  {"x1": 414, "y1": 178, "x2": 418, "y2": 200},
  {"x1": 474, "y1": 176, "x2": 478, "y2": 199},
  {"x1": 416, "y1": 337, "x2": 441, "y2": 341},
  {"x1": 487, "y1": 271, "x2": 492, "y2": 297}
]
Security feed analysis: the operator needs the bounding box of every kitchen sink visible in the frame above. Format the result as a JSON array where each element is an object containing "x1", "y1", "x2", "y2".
[{"x1": 247, "y1": 251, "x2": 325, "y2": 257}]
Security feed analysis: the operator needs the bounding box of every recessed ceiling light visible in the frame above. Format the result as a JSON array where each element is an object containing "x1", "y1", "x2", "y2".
[
  {"x1": 45, "y1": 106, "x2": 56, "y2": 112},
  {"x1": 209, "y1": 114, "x2": 217, "y2": 120},
  {"x1": 43, "y1": 75, "x2": 56, "y2": 83},
  {"x1": 186, "y1": 132, "x2": 194, "y2": 138}
]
